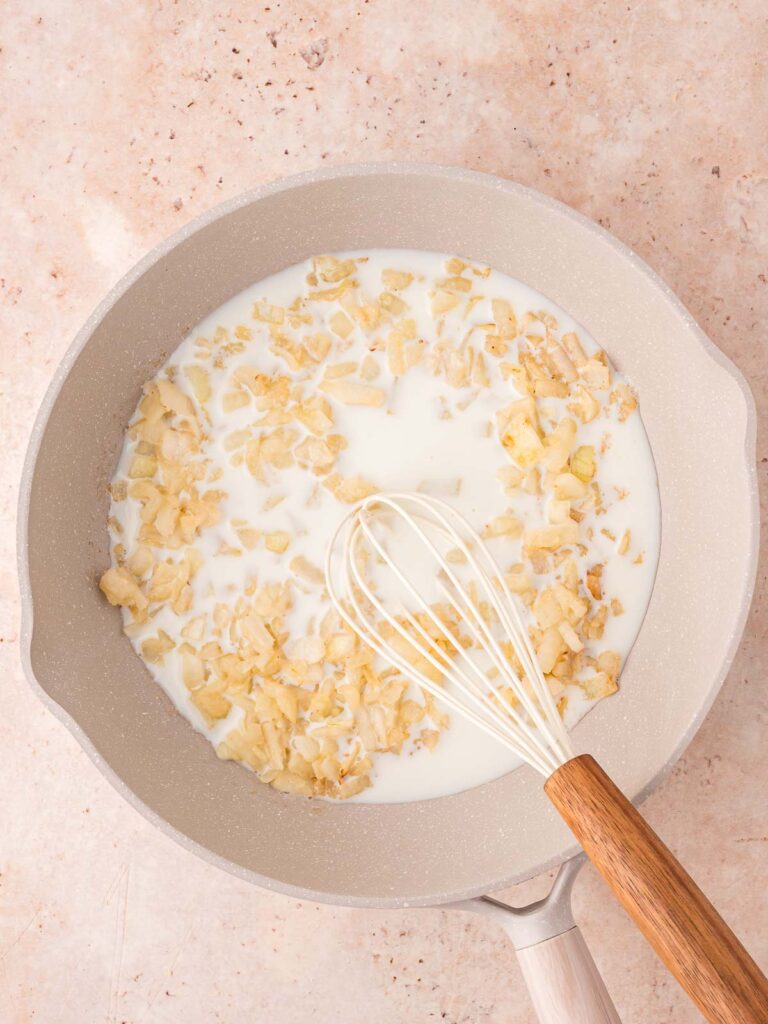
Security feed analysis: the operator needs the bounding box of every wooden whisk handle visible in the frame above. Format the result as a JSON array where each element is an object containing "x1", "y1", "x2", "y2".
[{"x1": 545, "y1": 755, "x2": 768, "y2": 1024}]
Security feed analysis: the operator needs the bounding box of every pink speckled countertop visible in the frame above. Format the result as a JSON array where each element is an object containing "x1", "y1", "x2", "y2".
[{"x1": 0, "y1": 3, "x2": 766, "y2": 1022}]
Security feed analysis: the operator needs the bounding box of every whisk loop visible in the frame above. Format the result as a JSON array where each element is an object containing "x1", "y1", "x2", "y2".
[{"x1": 325, "y1": 492, "x2": 573, "y2": 777}]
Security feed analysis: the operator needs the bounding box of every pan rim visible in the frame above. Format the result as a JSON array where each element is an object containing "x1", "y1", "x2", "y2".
[{"x1": 17, "y1": 161, "x2": 759, "y2": 908}]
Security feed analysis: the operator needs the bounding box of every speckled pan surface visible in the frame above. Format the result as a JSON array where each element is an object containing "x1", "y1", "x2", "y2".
[{"x1": 18, "y1": 164, "x2": 758, "y2": 908}]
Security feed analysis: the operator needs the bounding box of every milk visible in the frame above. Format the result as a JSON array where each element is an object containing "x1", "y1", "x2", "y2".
[{"x1": 109, "y1": 250, "x2": 661, "y2": 803}]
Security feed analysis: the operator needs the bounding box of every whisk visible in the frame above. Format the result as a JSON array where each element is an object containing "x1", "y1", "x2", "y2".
[
  {"x1": 327, "y1": 490, "x2": 573, "y2": 777},
  {"x1": 325, "y1": 492, "x2": 768, "y2": 1024}
]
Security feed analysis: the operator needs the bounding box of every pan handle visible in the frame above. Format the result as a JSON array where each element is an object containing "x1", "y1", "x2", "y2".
[
  {"x1": 448, "y1": 858, "x2": 621, "y2": 1024},
  {"x1": 515, "y1": 927, "x2": 621, "y2": 1024}
]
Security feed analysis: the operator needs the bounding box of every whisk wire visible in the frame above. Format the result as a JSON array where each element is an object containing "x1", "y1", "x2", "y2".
[
  {"x1": 325, "y1": 492, "x2": 574, "y2": 778},
  {"x1": 345, "y1": 549, "x2": 546, "y2": 765},
  {"x1": 429, "y1": 575, "x2": 564, "y2": 763},
  {"x1": 346, "y1": 527, "x2": 554, "y2": 769},
  {"x1": 351, "y1": 507, "x2": 563, "y2": 771},
  {"x1": 355, "y1": 511, "x2": 525, "y2": 726},
  {"x1": 372, "y1": 493, "x2": 571, "y2": 766}
]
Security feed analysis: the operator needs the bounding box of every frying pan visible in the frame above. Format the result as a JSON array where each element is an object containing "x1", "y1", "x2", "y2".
[{"x1": 18, "y1": 164, "x2": 759, "y2": 1021}]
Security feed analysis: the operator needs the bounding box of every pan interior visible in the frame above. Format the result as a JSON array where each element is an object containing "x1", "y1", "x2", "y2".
[
  {"x1": 103, "y1": 246, "x2": 661, "y2": 806},
  {"x1": 22, "y1": 167, "x2": 757, "y2": 905}
]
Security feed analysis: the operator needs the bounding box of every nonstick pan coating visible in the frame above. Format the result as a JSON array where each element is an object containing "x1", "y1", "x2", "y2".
[{"x1": 19, "y1": 164, "x2": 758, "y2": 907}]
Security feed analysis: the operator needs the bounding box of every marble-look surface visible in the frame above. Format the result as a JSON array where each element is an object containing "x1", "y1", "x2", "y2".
[{"x1": 1, "y1": 2, "x2": 766, "y2": 1021}]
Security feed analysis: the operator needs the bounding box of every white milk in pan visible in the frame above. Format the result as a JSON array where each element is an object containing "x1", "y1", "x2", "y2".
[{"x1": 104, "y1": 250, "x2": 661, "y2": 804}]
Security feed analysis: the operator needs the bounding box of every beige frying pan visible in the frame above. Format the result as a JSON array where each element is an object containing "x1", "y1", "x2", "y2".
[{"x1": 18, "y1": 165, "x2": 759, "y2": 1022}]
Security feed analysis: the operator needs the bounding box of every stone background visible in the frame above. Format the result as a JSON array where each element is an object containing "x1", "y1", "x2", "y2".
[{"x1": 1, "y1": 2, "x2": 765, "y2": 1021}]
